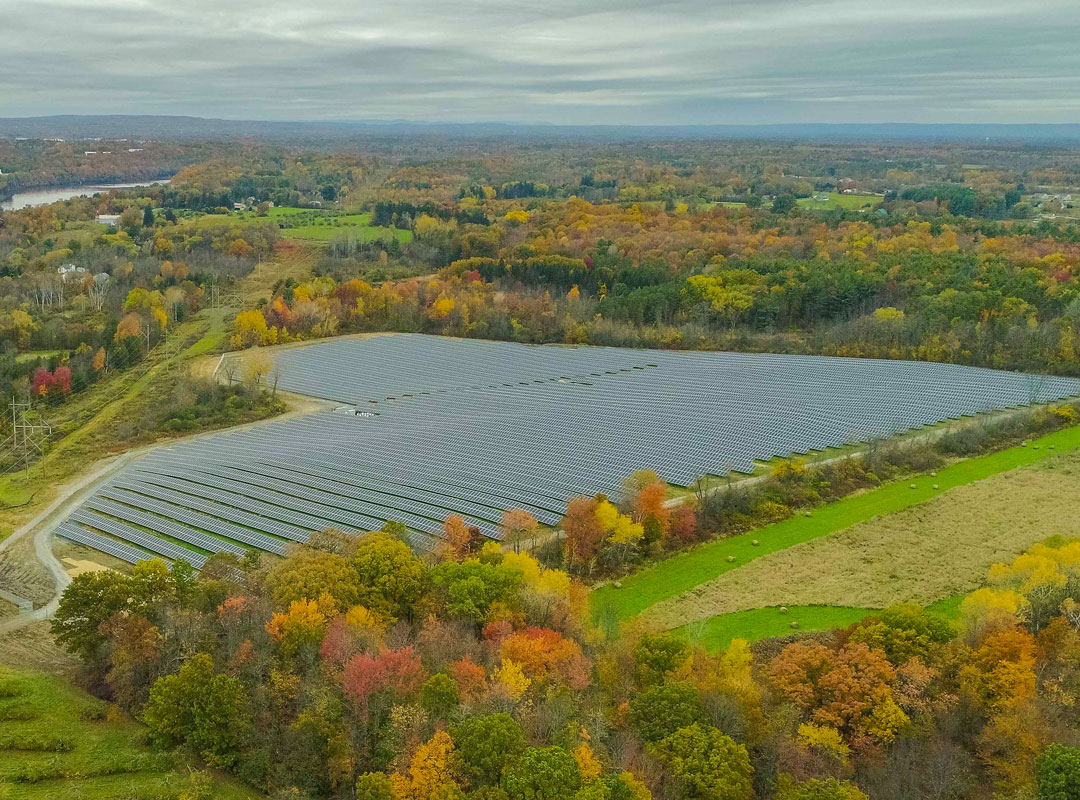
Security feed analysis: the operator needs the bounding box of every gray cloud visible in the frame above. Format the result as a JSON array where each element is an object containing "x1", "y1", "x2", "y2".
[{"x1": 0, "y1": 0, "x2": 1076, "y2": 123}]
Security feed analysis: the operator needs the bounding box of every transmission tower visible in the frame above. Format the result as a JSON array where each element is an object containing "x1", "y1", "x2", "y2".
[
  {"x1": 160, "y1": 327, "x2": 186, "y2": 373},
  {"x1": 210, "y1": 285, "x2": 245, "y2": 310},
  {"x1": 0, "y1": 399, "x2": 53, "y2": 477}
]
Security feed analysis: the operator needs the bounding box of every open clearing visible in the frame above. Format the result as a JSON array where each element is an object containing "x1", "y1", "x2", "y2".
[
  {"x1": 0, "y1": 665, "x2": 255, "y2": 799},
  {"x1": 642, "y1": 449, "x2": 1080, "y2": 631},
  {"x1": 592, "y1": 422, "x2": 1080, "y2": 623},
  {"x1": 797, "y1": 192, "x2": 883, "y2": 211},
  {"x1": 199, "y1": 206, "x2": 412, "y2": 243}
]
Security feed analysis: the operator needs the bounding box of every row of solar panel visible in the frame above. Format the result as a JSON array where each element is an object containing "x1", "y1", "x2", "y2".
[{"x1": 60, "y1": 335, "x2": 1080, "y2": 568}]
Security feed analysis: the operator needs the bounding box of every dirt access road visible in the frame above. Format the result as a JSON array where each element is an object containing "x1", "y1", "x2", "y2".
[{"x1": 0, "y1": 392, "x2": 332, "y2": 634}]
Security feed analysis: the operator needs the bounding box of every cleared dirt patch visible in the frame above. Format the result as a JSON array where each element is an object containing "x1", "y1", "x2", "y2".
[{"x1": 642, "y1": 452, "x2": 1080, "y2": 630}]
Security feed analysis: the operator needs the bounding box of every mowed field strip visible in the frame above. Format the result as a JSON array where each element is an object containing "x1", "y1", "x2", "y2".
[
  {"x1": 591, "y1": 423, "x2": 1080, "y2": 624},
  {"x1": 644, "y1": 451, "x2": 1080, "y2": 630},
  {"x1": 680, "y1": 595, "x2": 966, "y2": 652}
]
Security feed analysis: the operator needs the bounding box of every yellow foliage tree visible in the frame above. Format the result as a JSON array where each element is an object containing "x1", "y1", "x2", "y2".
[
  {"x1": 491, "y1": 659, "x2": 531, "y2": 701},
  {"x1": 391, "y1": 730, "x2": 463, "y2": 800},
  {"x1": 573, "y1": 741, "x2": 603, "y2": 782}
]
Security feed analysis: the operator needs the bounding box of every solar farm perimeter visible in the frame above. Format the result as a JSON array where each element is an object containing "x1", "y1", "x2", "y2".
[{"x1": 55, "y1": 334, "x2": 1080, "y2": 567}]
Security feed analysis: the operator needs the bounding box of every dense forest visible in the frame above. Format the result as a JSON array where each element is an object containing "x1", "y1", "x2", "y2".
[{"x1": 51, "y1": 520, "x2": 1080, "y2": 800}]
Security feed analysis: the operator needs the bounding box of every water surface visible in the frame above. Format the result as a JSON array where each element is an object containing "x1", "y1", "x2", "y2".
[{"x1": 1, "y1": 179, "x2": 170, "y2": 211}]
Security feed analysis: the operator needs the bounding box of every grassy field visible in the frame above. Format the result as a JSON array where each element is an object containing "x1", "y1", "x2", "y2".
[
  {"x1": 797, "y1": 192, "x2": 883, "y2": 211},
  {"x1": 591, "y1": 422, "x2": 1080, "y2": 624},
  {"x1": 199, "y1": 206, "x2": 412, "y2": 243},
  {"x1": 643, "y1": 451, "x2": 1080, "y2": 629},
  {"x1": 13, "y1": 351, "x2": 61, "y2": 365},
  {"x1": 680, "y1": 595, "x2": 965, "y2": 652},
  {"x1": 0, "y1": 665, "x2": 256, "y2": 799}
]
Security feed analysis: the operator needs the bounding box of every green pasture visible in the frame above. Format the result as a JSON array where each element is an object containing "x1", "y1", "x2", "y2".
[{"x1": 797, "y1": 192, "x2": 882, "y2": 211}]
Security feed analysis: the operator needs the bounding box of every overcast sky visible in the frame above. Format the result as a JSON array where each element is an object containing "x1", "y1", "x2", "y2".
[{"x1": 1, "y1": 0, "x2": 1077, "y2": 125}]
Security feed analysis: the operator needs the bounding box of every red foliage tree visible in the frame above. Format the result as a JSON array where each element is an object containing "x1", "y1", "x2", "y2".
[
  {"x1": 53, "y1": 365, "x2": 72, "y2": 395},
  {"x1": 341, "y1": 646, "x2": 426, "y2": 717}
]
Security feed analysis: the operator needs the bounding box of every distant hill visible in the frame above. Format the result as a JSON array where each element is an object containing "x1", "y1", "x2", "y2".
[{"x1": 2, "y1": 115, "x2": 1080, "y2": 144}]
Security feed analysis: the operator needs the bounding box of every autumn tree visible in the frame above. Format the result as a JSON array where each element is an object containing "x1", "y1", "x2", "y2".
[
  {"x1": 623, "y1": 470, "x2": 671, "y2": 545},
  {"x1": 143, "y1": 653, "x2": 249, "y2": 767},
  {"x1": 392, "y1": 730, "x2": 463, "y2": 800},
  {"x1": 629, "y1": 683, "x2": 703, "y2": 743},
  {"x1": 443, "y1": 513, "x2": 482, "y2": 560},
  {"x1": 503, "y1": 746, "x2": 582, "y2": 800},
  {"x1": 342, "y1": 646, "x2": 426, "y2": 719},
  {"x1": 452, "y1": 712, "x2": 527, "y2": 786},
  {"x1": 352, "y1": 532, "x2": 429, "y2": 620},
  {"x1": 501, "y1": 508, "x2": 539, "y2": 554},
  {"x1": 563, "y1": 496, "x2": 605, "y2": 569},
  {"x1": 769, "y1": 641, "x2": 906, "y2": 746},
  {"x1": 262, "y1": 546, "x2": 361, "y2": 610},
  {"x1": 652, "y1": 723, "x2": 753, "y2": 800}
]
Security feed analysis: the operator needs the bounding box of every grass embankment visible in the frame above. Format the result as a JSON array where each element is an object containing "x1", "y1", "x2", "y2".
[
  {"x1": 0, "y1": 666, "x2": 256, "y2": 799},
  {"x1": 592, "y1": 423, "x2": 1080, "y2": 624}
]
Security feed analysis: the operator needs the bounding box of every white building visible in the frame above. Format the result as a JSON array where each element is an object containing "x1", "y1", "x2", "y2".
[{"x1": 57, "y1": 264, "x2": 88, "y2": 281}]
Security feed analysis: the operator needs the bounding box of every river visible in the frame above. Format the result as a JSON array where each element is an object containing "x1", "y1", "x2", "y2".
[{"x1": 0, "y1": 179, "x2": 172, "y2": 211}]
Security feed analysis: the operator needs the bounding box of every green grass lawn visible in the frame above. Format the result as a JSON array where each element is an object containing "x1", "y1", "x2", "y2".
[
  {"x1": 0, "y1": 665, "x2": 256, "y2": 799},
  {"x1": 797, "y1": 192, "x2": 882, "y2": 211},
  {"x1": 197, "y1": 207, "x2": 412, "y2": 244},
  {"x1": 591, "y1": 423, "x2": 1080, "y2": 624},
  {"x1": 14, "y1": 351, "x2": 61, "y2": 365},
  {"x1": 679, "y1": 595, "x2": 965, "y2": 652}
]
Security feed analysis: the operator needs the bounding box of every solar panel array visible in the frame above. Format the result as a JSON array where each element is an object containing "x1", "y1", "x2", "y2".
[{"x1": 57, "y1": 334, "x2": 1080, "y2": 568}]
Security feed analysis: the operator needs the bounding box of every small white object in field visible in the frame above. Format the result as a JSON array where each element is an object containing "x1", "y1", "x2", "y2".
[
  {"x1": 727, "y1": 555, "x2": 735, "y2": 562},
  {"x1": 931, "y1": 472, "x2": 937, "y2": 477},
  {"x1": 1022, "y1": 441, "x2": 1028, "y2": 447},
  {"x1": 910, "y1": 483, "x2": 916, "y2": 489},
  {"x1": 779, "y1": 606, "x2": 788, "y2": 613},
  {"x1": 752, "y1": 539, "x2": 759, "y2": 546},
  {"x1": 613, "y1": 581, "x2": 623, "y2": 589},
  {"x1": 933, "y1": 484, "x2": 939, "y2": 489},
  {"x1": 804, "y1": 511, "x2": 812, "y2": 517},
  {"x1": 790, "y1": 621, "x2": 800, "y2": 629}
]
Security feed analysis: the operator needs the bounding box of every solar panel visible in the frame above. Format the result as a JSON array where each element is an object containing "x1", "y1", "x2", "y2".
[
  {"x1": 54, "y1": 522, "x2": 163, "y2": 566},
  {"x1": 62, "y1": 334, "x2": 1080, "y2": 566}
]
